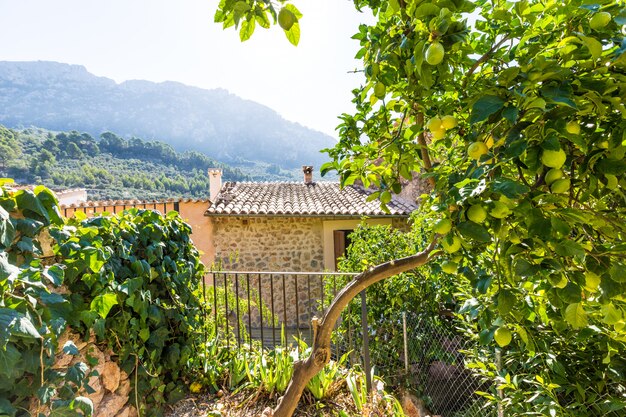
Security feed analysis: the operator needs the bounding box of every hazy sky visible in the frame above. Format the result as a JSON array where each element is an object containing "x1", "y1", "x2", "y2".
[{"x1": 0, "y1": 0, "x2": 373, "y2": 137}]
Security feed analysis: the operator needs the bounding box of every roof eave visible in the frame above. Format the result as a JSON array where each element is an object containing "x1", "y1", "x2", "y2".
[{"x1": 203, "y1": 212, "x2": 411, "y2": 219}]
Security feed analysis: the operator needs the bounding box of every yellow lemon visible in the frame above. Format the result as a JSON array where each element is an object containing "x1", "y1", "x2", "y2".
[
  {"x1": 565, "y1": 121, "x2": 580, "y2": 135},
  {"x1": 441, "y1": 260, "x2": 458, "y2": 274},
  {"x1": 468, "y1": 142, "x2": 489, "y2": 160},
  {"x1": 426, "y1": 116, "x2": 443, "y2": 131},
  {"x1": 441, "y1": 115, "x2": 458, "y2": 130}
]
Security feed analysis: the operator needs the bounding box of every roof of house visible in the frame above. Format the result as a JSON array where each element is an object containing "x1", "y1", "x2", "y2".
[
  {"x1": 204, "y1": 181, "x2": 418, "y2": 217},
  {"x1": 60, "y1": 197, "x2": 209, "y2": 209}
]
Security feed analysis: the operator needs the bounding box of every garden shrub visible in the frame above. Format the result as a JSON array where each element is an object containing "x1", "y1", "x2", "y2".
[{"x1": 0, "y1": 182, "x2": 208, "y2": 417}]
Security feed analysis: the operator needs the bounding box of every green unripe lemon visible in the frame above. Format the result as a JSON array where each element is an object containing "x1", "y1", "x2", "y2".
[
  {"x1": 545, "y1": 168, "x2": 563, "y2": 185},
  {"x1": 541, "y1": 149, "x2": 567, "y2": 169},
  {"x1": 425, "y1": 42, "x2": 445, "y2": 65},
  {"x1": 441, "y1": 115, "x2": 458, "y2": 130},
  {"x1": 373, "y1": 83, "x2": 386, "y2": 99},
  {"x1": 468, "y1": 142, "x2": 489, "y2": 160},
  {"x1": 494, "y1": 327, "x2": 512, "y2": 347},
  {"x1": 565, "y1": 121, "x2": 580, "y2": 135},
  {"x1": 441, "y1": 235, "x2": 462, "y2": 253},
  {"x1": 426, "y1": 116, "x2": 442, "y2": 131},
  {"x1": 433, "y1": 219, "x2": 452, "y2": 235},
  {"x1": 590, "y1": 11, "x2": 611, "y2": 30},
  {"x1": 489, "y1": 201, "x2": 511, "y2": 219},
  {"x1": 551, "y1": 178, "x2": 571, "y2": 194},
  {"x1": 278, "y1": 8, "x2": 297, "y2": 31},
  {"x1": 441, "y1": 261, "x2": 458, "y2": 274},
  {"x1": 467, "y1": 204, "x2": 487, "y2": 224}
]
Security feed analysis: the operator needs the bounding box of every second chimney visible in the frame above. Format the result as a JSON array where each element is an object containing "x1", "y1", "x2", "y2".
[
  {"x1": 302, "y1": 165, "x2": 314, "y2": 184},
  {"x1": 208, "y1": 168, "x2": 222, "y2": 202}
]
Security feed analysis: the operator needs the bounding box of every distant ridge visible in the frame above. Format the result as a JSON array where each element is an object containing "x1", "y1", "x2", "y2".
[{"x1": 0, "y1": 61, "x2": 335, "y2": 168}]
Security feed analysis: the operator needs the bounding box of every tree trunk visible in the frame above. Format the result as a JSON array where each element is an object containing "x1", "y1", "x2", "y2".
[{"x1": 269, "y1": 241, "x2": 438, "y2": 417}]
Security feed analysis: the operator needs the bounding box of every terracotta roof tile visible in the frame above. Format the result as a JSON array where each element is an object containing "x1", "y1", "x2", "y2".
[
  {"x1": 60, "y1": 197, "x2": 209, "y2": 209},
  {"x1": 205, "y1": 182, "x2": 417, "y2": 217}
]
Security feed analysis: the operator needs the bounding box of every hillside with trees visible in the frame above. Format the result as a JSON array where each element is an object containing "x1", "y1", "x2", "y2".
[
  {"x1": 0, "y1": 125, "x2": 260, "y2": 200},
  {"x1": 0, "y1": 61, "x2": 335, "y2": 169}
]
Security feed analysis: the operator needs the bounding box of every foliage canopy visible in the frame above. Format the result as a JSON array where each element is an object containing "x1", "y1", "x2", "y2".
[{"x1": 220, "y1": 0, "x2": 626, "y2": 414}]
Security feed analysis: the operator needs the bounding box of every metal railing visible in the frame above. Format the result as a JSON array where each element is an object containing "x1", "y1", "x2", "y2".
[{"x1": 205, "y1": 271, "x2": 357, "y2": 350}]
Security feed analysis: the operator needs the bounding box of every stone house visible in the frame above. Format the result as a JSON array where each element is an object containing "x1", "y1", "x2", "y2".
[{"x1": 204, "y1": 166, "x2": 419, "y2": 272}]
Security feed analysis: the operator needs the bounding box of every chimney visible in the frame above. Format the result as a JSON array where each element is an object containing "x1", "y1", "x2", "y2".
[
  {"x1": 302, "y1": 165, "x2": 314, "y2": 184},
  {"x1": 208, "y1": 169, "x2": 222, "y2": 202}
]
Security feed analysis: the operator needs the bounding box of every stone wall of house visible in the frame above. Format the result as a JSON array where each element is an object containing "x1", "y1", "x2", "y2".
[{"x1": 210, "y1": 216, "x2": 325, "y2": 328}]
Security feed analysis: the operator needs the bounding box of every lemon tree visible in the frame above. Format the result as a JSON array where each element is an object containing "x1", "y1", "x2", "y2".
[{"x1": 219, "y1": 0, "x2": 626, "y2": 415}]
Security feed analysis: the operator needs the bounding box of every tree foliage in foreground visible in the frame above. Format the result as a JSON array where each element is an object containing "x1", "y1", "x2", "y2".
[{"x1": 221, "y1": 0, "x2": 626, "y2": 414}]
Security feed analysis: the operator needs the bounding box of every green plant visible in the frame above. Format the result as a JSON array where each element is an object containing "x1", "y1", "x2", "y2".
[
  {"x1": 246, "y1": 345, "x2": 295, "y2": 396},
  {"x1": 0, "y1": 181, "x2": 96, "y2": 417},
  {"x1": 299, "y1": 337, "x2": 349, "y2": 400},
  {"x1": 51, "y1": 207, "x2": 207, "y2": 414}
]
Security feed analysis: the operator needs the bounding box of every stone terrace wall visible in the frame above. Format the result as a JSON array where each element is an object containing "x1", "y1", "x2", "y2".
[
  {"x1": 210, "y1": 216, "x2": 325, "y2": 328},
  {"x1": 31, "y1": 329, "x2": 136, "y2": 417}
]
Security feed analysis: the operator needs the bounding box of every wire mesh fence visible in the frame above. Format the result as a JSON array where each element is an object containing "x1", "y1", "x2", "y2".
[{"x1": 335, "y1": 309, "x2": 497, "y2": 417}]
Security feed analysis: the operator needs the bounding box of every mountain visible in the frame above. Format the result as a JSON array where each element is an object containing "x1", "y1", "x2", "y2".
[
  {"x1": 0, "y1": 125, "x2": 264, "y2": 200},
  {"x1": 0, "y1": 61, "x2": 335, "y2": 169}
]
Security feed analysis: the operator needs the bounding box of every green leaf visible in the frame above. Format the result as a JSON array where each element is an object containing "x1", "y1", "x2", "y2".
[
  {"x1": 554, "y1": 240, "x2": 586, "y2": 260},
  {"x1": 564, "y1": 303, "x2": 588, "y2": 329},
  {"x1": 233, "y1": 1, "x2": 250, "y2": 13},
  {"x1": 610, "y1": 262, "x2": 626, "y2": 283},
  {"x1": 502, "y1": 106, "x2": 519, "y2": 123},
  {"x1": 579, "y1": 35, "x2": 603, "y2": 60},
  {"x1": 515, "y1": 259, "x2": 538, "y2": 277},
  {"x1": 37, "y1": 385, "x2": 56, "y2": 405},
  {"x1": 284, "y1": 3, "x2": 303, "y2": 19},
  {"x1": 601, "y1": 303, "x2": 622, "y2": 325},
  {"x1": 0, "y1": 214, "x2": 15, "y2": 249},
  {"x1": 139, "y1": 327, "x2": 150, "y2": 342},
  {"x1": 15, "y1": 190, "x2": 50, "y2": 222},
  {"x1": 43, "y1": 265, "x2": 65, "y2": 286},
  {"x1": 239, "y1": 18, "x2": 255, "y2": 42},
  {"x1": 470, "y1": 95, "x2": 505, "y2": 124},
  {"x1": 457, "y1": 221, "x2": 491, "y2": 242},
  {"x1": 71, "y1": 397, "x2": 93, "y2": 417},
  {"x1": 90, "y1": 293, "x2": 118, "y2": 319},
  {"x1": 0, "y1": 397, "x2": 17, "y2": 417},
  {"x1": 492, "y1": 178, "x2": 529, "y2": 198},
  {"x1": 284, "y1": 22, "x2": 300, "y2": 46},
  {"x1": 0, "y1": 308, "x2": 42, "y2": 341},
  {"x1": 0, "y1": 343, "x2": 20, "y2": 378},
  {"x1": 65, "y1": 362, "x2": 89, "y2": 385},
  {"x1": 63, "y1": 341, "x2": 80, "y2": 355}
]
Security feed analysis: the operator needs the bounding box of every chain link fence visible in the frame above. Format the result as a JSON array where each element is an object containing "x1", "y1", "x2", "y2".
[{"x1": 335, "y1": 306, "x2": 496, "y2": 417}]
